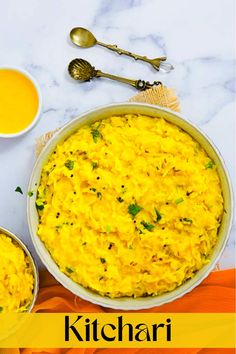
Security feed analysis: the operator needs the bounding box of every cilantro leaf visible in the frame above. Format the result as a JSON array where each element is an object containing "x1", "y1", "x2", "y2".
[
  {"x1": 15, "y1": 186, "x2": 23, "y2": 194},
  {"x1": 92, "y1": 162, "x2": 98, "y2": 170},
  {"x1": 36, "y1": 203, "x2": 44, "y2": 210},
  {"x1": 128, "y1": 203, "x2": 143, "y2": 218},
  {"x1": 155, "y1": 208, "x2": 162, "y2": 222},
  {"x1": 65, "y1": 160, "x2": 74, "y2": 170},
  {"x1": 97, "y1": 192, "x2": 102, "y2": 199},
  {"x1": 66, "y1": 267, "x2": 74, "y2": 274},
  {"x1": 175, "y1": 198, "x2": 184, "y2": 204},
  {"x1": 141, "y1": 221, "x2": 155, "y2": 232},
  {"x1": 91, "y1": 128, "x2": 102, "y2": 143},
  {"x1": 205, "y1": 161, "x2": 215, "y2": 169}
]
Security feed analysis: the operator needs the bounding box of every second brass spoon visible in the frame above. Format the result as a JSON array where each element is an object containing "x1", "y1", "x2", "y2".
[
  {"x1": 68, "y1": 58, "x2": 161, "y2": 91},
  {"x1": 70, "y1": 27, "x2": 174, "y2": 72}
]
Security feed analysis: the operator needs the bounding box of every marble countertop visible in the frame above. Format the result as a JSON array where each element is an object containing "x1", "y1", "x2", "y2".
[{"x1": 0, "y1": 0, "x2": 235, "y2": 268}]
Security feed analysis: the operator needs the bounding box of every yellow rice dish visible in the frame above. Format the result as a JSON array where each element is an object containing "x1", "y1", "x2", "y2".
[
  {"x1": 0, "y1": 233, "x2": 34, "y2": 312},
  {"x1": 36, "y1": 114, "x2": 223, "y2": 298}
]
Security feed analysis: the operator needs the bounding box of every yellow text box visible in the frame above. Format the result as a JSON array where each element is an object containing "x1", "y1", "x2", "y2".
[{"x1": 0, "y1": 313, "x2": 235, "y2": 348}]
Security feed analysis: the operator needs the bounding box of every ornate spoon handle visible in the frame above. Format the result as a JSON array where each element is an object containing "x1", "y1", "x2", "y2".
[
  {"x1": 97, "y1": 41, "x2": 173, "y2": 72},
  {"x1": 96, "y1": 70, "x2": 161, "y2": 91}
]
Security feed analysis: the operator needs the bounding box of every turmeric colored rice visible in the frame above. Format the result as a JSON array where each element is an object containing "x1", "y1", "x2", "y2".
[
  {"x1": 36, "y1": 114, "x2": 223, "y2": 298},
  {"x1": 0, "y1": 232, "x2": 34, "y2": 312}
]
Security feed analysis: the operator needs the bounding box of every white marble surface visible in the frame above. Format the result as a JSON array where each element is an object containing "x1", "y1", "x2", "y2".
[{"x1": 0, "y1": 0, "x2": 235, "y2": 268}]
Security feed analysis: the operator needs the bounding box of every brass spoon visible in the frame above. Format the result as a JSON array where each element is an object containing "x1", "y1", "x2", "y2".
[
  {"x1": 70, "y1": 27, "x2": 174, "y2": 72},
  {"x1": 68, "y1": 58, "x2": 162, "y2": 91}
]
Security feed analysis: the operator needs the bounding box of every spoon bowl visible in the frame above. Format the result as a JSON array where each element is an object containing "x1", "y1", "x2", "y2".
[
  {"x1": 68, "y1": 58, "x2": 97, "y2": 81},
  {"x1": 70, "y1": 27, "x2": 97, "y2": 48}
]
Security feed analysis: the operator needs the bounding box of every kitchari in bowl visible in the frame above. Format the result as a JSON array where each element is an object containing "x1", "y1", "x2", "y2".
[
  {"x1": 35, "y1": 113, "x2": 224, "y2": 298},
  {"x1": 0, "y1": 228, "x2": 37, "y2": 312}
]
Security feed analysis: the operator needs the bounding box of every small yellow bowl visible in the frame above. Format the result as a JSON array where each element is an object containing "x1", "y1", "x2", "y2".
[{"x1": 0, "y1": 66, "x2": 42, "y2": 138}]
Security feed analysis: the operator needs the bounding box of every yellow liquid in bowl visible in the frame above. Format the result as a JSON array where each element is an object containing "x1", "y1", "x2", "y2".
[{"x1": 0, "y1": 69, "x2": 39, "y2": 134}]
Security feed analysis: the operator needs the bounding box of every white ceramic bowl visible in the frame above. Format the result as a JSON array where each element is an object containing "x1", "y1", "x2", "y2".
[
  {"x1": 27, "y1": 103, "x2": 233, "y2": 310},
  {"x1": 0, "y1": 66, "x2": 42, "y2": 138}
]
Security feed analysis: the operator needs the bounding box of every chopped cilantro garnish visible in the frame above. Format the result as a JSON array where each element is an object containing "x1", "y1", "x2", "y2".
[
  {"x1": 15, "y1": 186, "x2": 23, "y2": 194},
  {"x1": 155, "y1": 208, "x2": 162, "y2": 222},
  {"x1": 205, "y1": 160, "x2": 215, "y2": 169},
  {"x1": 28, "y1": 191, "x2": 34, "y2": 197},
  {"x1": 66, "y1": 267, "x2": 73, "y2": 274},
  {"x1": 175, "y1": 198, "x2": 184, "y2": 204},
  {"x1": 92, "y1": 162, "x2": 98, "y2": 170},
  {"x1": 65, "y1": 160, "x2": 74, "y2": 170},
  {"x1": 128, "y1": 203, "x2": 143, "y2": 218},
  {"x1": 97, "y1": 192, "x2": 102, "y2": 199},
  {"x1": 91, "y1": 188, "x2": 96, "y2": 192},
  {"x1": 100, "y1": 258, "x2": 106, "y2": 264},
  {"x1": 141, "y1": 221, "x2": 155, "y2": 231},
  {"x1": 117, "y1": 197, "x2": 124, "y2": 203},
  {"x1": 0, "y1": 306, "x2": 3, "y2": 312},
  {"x1": 91, "y1": 128, "x2": 102, "y2": 143},
  {"x1": 36, "y1": 203, "x2": 44, "y2": 210},
  {"x1": 182, "y1": 217, "x2": 192, "y2": 224},
  {"x1": 106, "y1": 225, "x2": 111, "y2": 233}
]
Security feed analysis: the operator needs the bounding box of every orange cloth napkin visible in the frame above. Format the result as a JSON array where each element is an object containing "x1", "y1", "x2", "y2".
[{"x1": 5, "y1": 268, "x2": 234, "y2": 354}]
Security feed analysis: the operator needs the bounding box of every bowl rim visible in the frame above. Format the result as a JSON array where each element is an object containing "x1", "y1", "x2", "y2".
[
  {"x1": 27, "y1": 102, "x2": 234, "y2": 310},
  {"x1": 0, "y1": 225, "x2": 39, "y2": 312},
  {"x1": 0, "y1": 66, "x2": 42, "y2": 138}
]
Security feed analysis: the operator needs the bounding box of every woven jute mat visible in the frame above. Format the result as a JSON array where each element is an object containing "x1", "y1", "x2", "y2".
[{"x1": 36, "y1": 85, "x2": 220, "y2": 271}]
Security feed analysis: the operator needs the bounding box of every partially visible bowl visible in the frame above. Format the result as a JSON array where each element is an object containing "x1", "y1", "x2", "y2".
[
  {"x1": 0, "y1": 66, "x2": 42, "y2": 138},
  {"x1": 27, "y1": 103, "x2": 233, "y2": 310},
  {"x1": 0, "y1": 226, "x2": 38, "y2": 312}
]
